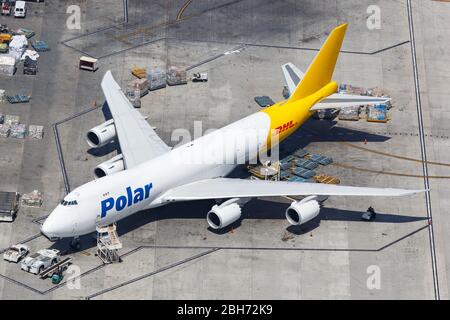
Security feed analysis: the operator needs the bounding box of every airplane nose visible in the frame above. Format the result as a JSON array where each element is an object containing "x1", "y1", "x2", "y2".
[{"x1": 41, "y1": 207, "x2": 75, "y2": 239}]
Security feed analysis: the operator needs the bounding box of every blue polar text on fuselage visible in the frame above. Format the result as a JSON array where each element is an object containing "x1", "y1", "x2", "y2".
[{"x1": 101, "y1": 183, "x2": 153, "y2": 218}]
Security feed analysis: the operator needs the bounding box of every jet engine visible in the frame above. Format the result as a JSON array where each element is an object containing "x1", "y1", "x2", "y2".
[
  {"x1": 93, "y1": 154, "x2": 124, "y2": 178},
  {"x1": 86, "y1": 119, "x2": 116, "y2": 148},
  {"x1": 285, "y1": 196, "x2": 321, "y2": 226},
  {"x1": 207, "y1": 198, "x2": 242, "y2": 229}
]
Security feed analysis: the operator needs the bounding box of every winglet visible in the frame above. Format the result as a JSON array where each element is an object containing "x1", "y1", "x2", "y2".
[
  {"x1": 290, "y1": 23, "x2": 348, "y2": 101},
  {"x1": 101, "y1": 70, "x2": 121, "y2": 91}
]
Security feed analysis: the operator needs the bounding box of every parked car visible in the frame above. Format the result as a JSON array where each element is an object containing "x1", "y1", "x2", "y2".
[
  {"x1": 21, "y1": 249, "x2": 60, "y2": 274},
  {"x1": 3, "y1": 244, "x2": 30, "y2": 263},
  {"x1": 1, "y1": 1, "x2": 12, "y2": 16},
  {"x1": 192, "y1": 72, "x2": 208, "y2": 82},
  {"x1": 13, "y1": 0, "x2": 26, "y2": 18}
]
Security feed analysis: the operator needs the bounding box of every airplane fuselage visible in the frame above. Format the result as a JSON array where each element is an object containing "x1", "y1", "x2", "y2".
[{"x1": 41, "y1": 82, "x2": 338, "y2": 239}]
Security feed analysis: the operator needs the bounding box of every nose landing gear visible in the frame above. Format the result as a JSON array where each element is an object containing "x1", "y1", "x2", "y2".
[{"x1": 70, "y1": 237, "x2": 81, "y2": 250}]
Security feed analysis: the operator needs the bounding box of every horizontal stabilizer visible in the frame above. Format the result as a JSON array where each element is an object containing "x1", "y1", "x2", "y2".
[
  {"x1": 310, "y1": 93, "x2": 391, "y2": 111},
  {"x1": 281, "y1": 63, "x2": 304, "y2": 96}
]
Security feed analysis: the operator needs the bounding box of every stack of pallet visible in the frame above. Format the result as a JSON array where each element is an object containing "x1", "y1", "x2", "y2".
[
  {"x1": 4, "y1": 115, "x2": 19, "y2": 125},
  {"x1": 0, "y1": 54, "x2": 15, "y2": 76},
  {"x1": 147, "y1": 68, "x2": 166, "y2": 91},
  {"x1": 166, "y1": 66, "x2": 187, "y2": 86},
  {"x1": 0, "y1": 124, "x2": 10, "y2": 138},
  {"x1": 28, "y1": 125, "x2": 44, "y2": 139},
  {"x1": 338, "y1": 106, "x2": 360, "y2": 121},
  {"x1": 314, "y1": 175, "x2": 340, "y2": 185},
  {"x1": 21, "y1": 190, "x2": 43, "y2": 207},
  {"x1": 127, "y1": 78, "x2": 149, "y2": 97},
  {"x1": 10, "y1": 124, "x2": 27, "y2": 139}
]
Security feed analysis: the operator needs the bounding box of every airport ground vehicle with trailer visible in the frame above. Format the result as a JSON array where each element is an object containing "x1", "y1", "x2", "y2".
[{"x1": 21, "y1": 249, "x2": 60, "y2": 275}]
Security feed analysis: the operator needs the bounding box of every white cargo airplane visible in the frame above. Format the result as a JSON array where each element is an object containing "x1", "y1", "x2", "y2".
[{"x1": 42, "y1": 24, "x2": 425, "y2": 242}]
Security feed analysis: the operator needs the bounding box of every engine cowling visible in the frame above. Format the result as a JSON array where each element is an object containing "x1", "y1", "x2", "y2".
[
  {"x1": 285, "y1": 196, "x2": 321, "y2": 226},
  {"x1": 207, "y1": 198, "x2": 242, "y2": 229},
  {"x1": 93, "y1": 154, "x2": 124, "y2": 178},
  {"x1": 86, "y1": 119, "x2": 116, "y2": 148}
]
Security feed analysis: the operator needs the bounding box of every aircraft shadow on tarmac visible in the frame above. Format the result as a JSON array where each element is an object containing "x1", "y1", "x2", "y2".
[
  {"x1": 50, "y1": 197, "x2": 427, "y2": 254},
  {"x1": 279, "y1": 119, "x2": 390, "y2": 158}
]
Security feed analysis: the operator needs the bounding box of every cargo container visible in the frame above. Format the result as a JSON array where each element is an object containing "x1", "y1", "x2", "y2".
[
  {"x1": 338, "y1": 106, "x2": 360, "y2": 121},
  {"x1": 147, "y1": 68, "x2": 166, "y2": 91},
  {"x1": 308, "y1": 154, "x2": 333, "y2": 165},
  {"x1": 21, "y1": 190, "x2": 43, "y2": 207},
  {"x1": 367, "y1": 104, "x2": 388, "y2": 123},
  {"x1": 293, "y1": 148, "x2": 308, "y2": 158},
  {"x1": 166, "y1": 66, "x2": 187, "y2": 86},
  {"x1": 28, "y1": 125, "x2": 44, "y2": 139},
  {"x1": 280, "y1": 171, "x2": 290, "y2": 180},
  {"x1": 0, "y1": 124, "x2": 10, "y2": 138},
  {"x1": 295, "y1": 158, "x2": 319, "y2": 170},
  {"x1": 279, "y1": 162, "x2": 291, "y2": 171},
  {"x1": 79, "y1": 56, "x2": 98, "y2": 72},
  {"x1": 280, "y1": 155, "x2": 294, "y2": 163},
  {"x1": 292, "y1": 167, "x2": 316, "y2": 179},
  {"x1": 0, "y1": 191, "x2": 20, "y2": 222},
  {"x1": 127, "y1": 78, "x2": 148, "y2": 97},
  {"x1": 10, "y1": 123, "x2": 27, "y2": 139},
  {"x1": 4, "y1": 114, "x2": 19, "y2": 125},
  {"x1": 0, "y1": 54, "x2": 15, "y2": 76},
  {"x1": 254, "y1": 96, "x2": 275, "y2": 108}
]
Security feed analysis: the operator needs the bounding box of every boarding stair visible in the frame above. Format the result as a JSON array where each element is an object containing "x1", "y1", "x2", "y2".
[{"x1": 96, "y1": 223, "x2": 122, "y2": 264}]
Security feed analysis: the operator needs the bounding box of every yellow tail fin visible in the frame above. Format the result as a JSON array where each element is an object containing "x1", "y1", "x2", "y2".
[{"x1": 290, "y1": 23, "x2": 348, "y2": 101}]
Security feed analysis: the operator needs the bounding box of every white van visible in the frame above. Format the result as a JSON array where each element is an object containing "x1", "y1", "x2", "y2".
[{"x1": 14, "y1": 1, "x2": 26, "y2": 18}]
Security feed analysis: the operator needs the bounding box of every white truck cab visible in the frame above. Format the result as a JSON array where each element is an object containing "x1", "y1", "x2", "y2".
[
  {"x1": 14, "y1": 1, "x2": 26, "y2": 18},
  {"x1": 21, "y1": 249, "x2": 60, "y2": 274}
]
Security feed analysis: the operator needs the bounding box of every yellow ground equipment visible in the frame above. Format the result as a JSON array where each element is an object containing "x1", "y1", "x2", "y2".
[
  {"x1": 0, "y1": 33, "x2": 12, "y2": 43},
  {"x1": 314, "y1": 175, "x2": 340, "y2": 185},
  {"x1": 131, "y1": 66, "x2": 146, "y2": 79}
]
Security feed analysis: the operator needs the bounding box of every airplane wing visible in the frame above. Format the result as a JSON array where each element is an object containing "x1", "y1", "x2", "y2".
[
  {"x1": 101, "y1": 71, "x2": 171, "y2": 168},
  {"x1": 282, "y1": 62, "x2": 390, "y2": 110},
  {"x1": 162, "y1": 178, "x2": 425, "y2": 202}
]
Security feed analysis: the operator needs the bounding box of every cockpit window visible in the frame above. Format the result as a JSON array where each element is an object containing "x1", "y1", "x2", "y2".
[{"x1": 60, "y1": 200, "x2": 78, "y2": 206}]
